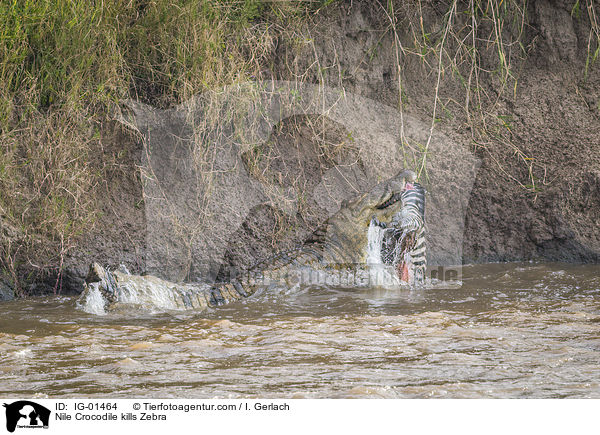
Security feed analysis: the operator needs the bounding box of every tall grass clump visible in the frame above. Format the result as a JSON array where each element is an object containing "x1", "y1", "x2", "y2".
[
  {"x1": 0, "y1": 0, "x2": 128, "y2": 295},
  {"x1": 0, "y1": 0, "x2": 335, "y2": 294}
]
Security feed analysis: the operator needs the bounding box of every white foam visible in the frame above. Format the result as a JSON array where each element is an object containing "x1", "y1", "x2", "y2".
[
  {"x1": 117, "y1": 280, "x2": 180, "y2": 310},
  {"x1": 366, "y1": 221, "x2": 404, "y2": 289},
  {"x1": 366, "y1": 221, "x2": 384, "y2": 265},
  {"x1": 77, "y1": 283, "x2": 107, "y2": 315}
]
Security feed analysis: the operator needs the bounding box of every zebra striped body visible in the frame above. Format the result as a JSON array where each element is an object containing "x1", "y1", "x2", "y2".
[{"x1": 376, "y1": 182, "x2": 426, "y2": 284}]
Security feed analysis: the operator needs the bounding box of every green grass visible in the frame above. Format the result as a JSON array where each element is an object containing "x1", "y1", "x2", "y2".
[{"x1": 0, "y1": 0, "x2": 336, "y2": 294}]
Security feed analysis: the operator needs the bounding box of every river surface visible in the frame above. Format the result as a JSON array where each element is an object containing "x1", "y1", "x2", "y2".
[{"x1": 1, "y1": 262, "x2": 599, "y2": 398}]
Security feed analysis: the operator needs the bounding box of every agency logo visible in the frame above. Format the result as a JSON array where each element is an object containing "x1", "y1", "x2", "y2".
[{"x1": 3, "y1": 401, "x2": 50, "y2": 433}]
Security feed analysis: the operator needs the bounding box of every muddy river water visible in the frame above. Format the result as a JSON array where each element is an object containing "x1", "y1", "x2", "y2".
[{"x1": 1, "y1": 263, "x2": 599, "y2": 398}]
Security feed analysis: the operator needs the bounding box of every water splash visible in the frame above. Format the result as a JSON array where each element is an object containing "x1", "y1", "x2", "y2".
[
  {"x1": 113, "y1": 275, "x2": 216, "y2": 313},
  {"x1": 366, "y1": 221, "x2": 384, "y2": 265},
  {"x1": 77, "y1": 283, "x2": 107, "y2": 315},
  {"x1": 78, "y1": 272, "x2": 215, "y2": 314},
  {"x1": 366, "y1": 220, "x2": 404, "y2": 288}
]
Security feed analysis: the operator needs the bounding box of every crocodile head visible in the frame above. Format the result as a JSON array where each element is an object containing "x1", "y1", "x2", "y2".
[{"x1": 318, "y1": 170, "x2": 418, "y2": 264}]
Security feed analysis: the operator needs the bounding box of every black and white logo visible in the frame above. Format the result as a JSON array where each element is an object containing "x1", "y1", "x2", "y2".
[{"x1": 3, "y1": 401, "x2": 50, "y2": 433}]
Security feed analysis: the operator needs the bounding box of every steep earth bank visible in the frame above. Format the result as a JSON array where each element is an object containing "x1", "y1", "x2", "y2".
[{"x1": 2, "y1": 0, "x2": 599, "y2": 298}]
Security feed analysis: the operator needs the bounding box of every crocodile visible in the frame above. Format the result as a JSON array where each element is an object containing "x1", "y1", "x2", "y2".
[{"x1": 80, "y1": 170, "x2": 425, "y2": 313}]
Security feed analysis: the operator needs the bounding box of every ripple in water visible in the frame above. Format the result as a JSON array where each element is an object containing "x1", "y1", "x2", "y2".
[{"x1": 0, "y1": 262, "x2": 599, "y2": 398}]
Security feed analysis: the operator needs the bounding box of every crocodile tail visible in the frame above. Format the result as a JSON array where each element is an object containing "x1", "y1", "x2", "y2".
[
  {"x1": 147, "y1": 278, "x2": 259, "y2": 310},
  {"x1": 83, "y1": 265, "x2": 259, "y2": 311},
  {"x1": 207, "y1": 279, "x2": 257, "y2": 307}
]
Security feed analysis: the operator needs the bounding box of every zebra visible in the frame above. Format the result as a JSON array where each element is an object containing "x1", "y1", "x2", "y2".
[{"x1": 371, "y1": 171, "x2": 426, "y2": 285}]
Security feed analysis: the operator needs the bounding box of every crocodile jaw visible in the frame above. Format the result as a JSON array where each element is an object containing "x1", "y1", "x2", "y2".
[{"x1": 321, "y1": 170, "x2": 414, "y2": 264}]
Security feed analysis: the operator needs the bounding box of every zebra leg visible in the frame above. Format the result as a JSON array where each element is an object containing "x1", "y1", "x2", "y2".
[
  {"x1": 413, "y1": 264, "x2": 426, "y2": 285},
  {"x1": 409, "y1": 228, "x2": 426, "y2": 285}
]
